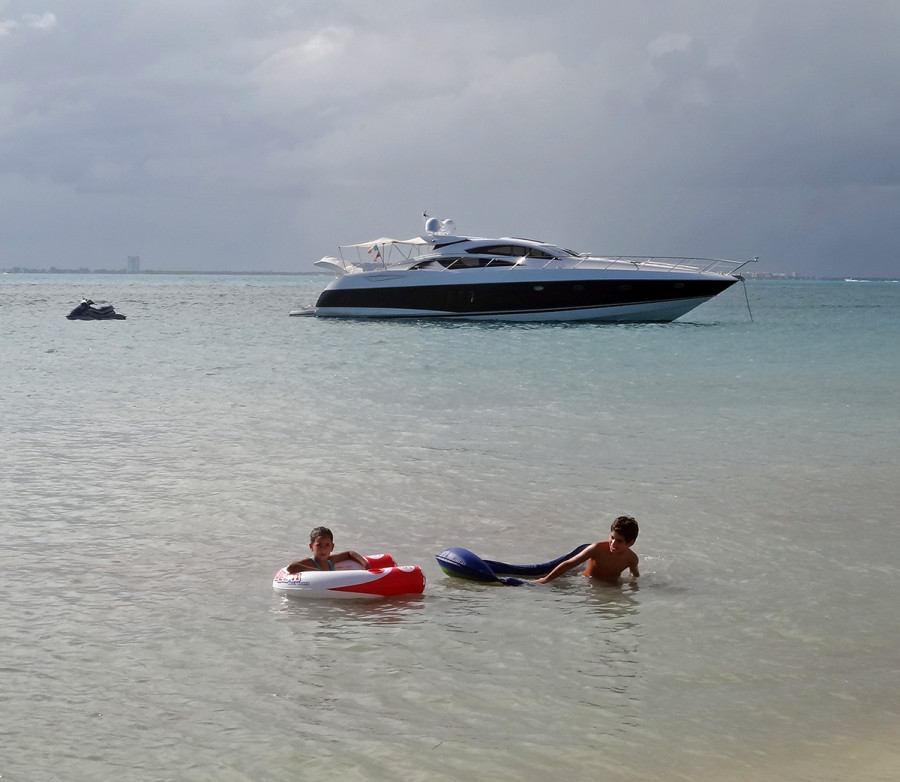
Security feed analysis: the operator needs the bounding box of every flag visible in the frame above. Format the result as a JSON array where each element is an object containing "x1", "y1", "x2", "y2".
[{"x1": 368, "y1": 245, "x2": 382, "y2": 261}]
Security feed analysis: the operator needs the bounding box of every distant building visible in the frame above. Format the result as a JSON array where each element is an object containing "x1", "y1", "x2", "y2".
[{"x1": 127, "y1": 255, "x2": 141, "y2": 274}]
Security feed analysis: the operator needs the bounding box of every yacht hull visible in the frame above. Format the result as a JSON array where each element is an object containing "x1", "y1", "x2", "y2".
[{"x1": 314, "y1": 273, "x2": 736, "y2": 322}]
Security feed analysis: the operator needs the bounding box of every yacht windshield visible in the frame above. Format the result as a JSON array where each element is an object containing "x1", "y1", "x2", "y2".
[{"x1": 542, "y1": 245, "x2": 580, "y2": 257}]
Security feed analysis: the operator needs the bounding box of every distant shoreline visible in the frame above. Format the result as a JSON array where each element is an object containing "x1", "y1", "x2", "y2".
[
  {"x1": 0, "y1": 268, "x2": 323, "y2": 276},
  {"x1": 0, "y1": 268, "x2": 895, "y2": 282}
]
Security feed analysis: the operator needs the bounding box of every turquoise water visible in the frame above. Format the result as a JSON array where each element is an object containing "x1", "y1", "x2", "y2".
[{"x1": 2, "y1": 275, "x2": 899, "y2": 781}]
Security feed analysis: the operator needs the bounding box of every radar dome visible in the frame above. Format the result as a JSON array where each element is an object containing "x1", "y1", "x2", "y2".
[{"x1": 424, "y1": 216, "x2": 456, "y2": 235}]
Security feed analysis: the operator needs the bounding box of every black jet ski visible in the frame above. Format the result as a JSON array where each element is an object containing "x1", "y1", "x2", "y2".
[{"x1": 66, "y1": 299, "x2": 127, "y2": 320}]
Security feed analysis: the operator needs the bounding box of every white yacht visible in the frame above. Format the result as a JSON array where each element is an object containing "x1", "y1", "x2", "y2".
[{"x1": 300, "y1": 217, "x2": 755, "y2": 322}]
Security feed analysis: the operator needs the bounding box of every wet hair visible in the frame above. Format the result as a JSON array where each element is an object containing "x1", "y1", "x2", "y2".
[
  {"x1": 610, "y1": 515, "x2": 639, "y2": 544},
  {"x1": 309, "y1": 526, "x2": 334, "y2": 543}
]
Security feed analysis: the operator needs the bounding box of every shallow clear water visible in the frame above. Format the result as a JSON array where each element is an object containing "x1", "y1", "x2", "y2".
[{"x1": 2, "y1": 275, "x2": 899, "y2": 781}]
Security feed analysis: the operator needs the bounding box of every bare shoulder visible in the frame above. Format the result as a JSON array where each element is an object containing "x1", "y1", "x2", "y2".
[{"x1": 581, "y1": 541, "x2": 607, "y2": 558}]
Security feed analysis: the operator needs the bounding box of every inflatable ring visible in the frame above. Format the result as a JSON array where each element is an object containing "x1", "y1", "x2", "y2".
[{"x1": 273, "y1": 553, "x2": 425, "y2": 599}]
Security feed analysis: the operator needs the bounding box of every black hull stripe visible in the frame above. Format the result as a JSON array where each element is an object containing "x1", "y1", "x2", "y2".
[{"x1": 316, "y1": 278, "x2": 735, "y2": 315}]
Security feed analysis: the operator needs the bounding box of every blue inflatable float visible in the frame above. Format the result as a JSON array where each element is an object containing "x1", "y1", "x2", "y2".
[{"x1": 435, "y1": 545, "x2": 588, "y2": 586}]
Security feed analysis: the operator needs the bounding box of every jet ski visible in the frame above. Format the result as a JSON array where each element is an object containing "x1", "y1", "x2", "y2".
[{"x1": 66, "y1": 299, "x2": 126, "y2": 320}]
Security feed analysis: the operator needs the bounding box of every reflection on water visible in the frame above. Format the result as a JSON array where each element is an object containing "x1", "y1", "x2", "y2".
[{"x1": 273, "y1": 593, "x2": 427, "y2": 627}]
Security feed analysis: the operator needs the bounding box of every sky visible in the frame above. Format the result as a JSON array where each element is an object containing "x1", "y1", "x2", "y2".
[{"x1": 1, "y1": 1, "x2": 898, "y2": 277}]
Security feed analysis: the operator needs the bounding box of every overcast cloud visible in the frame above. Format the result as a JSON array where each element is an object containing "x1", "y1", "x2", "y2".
[{"x1": 1, "y1": 0, "x2": 898, "y2": 276}]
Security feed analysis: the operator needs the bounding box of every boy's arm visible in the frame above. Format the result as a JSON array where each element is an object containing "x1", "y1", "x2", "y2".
[
  {"x1": 533, "y1": 544, "x2": 597, "y2": 584},
  {"x1": 332, "y1": 550, "x2": 370, "y2": 568},
  {"x1": 628, "y1": 551, "x2": 640, "y2": 578},
  {"x1": 285, "y1": 558, "x2": 315, "y2": 573}
]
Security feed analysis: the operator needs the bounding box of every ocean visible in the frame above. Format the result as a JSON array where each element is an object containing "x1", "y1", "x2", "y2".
[{"x1": 2, "y1": 274, "x2": 899, "y2": 781}]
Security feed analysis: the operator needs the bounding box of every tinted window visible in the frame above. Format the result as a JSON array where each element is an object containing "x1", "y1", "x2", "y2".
[
  {"x1": 411, "y1": 256, "x2": 518, "y2": 269},
  {"x1": 442, "y1": 257, "x2": 516, "y2": 268},
  {"x1": 467, "y1": 244, "x2": 557, "y2": 260}
]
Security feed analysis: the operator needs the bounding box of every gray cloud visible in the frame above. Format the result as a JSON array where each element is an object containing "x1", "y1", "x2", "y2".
[{"x1": 1, "y1": 1, "x2": 897, "y2": 276}]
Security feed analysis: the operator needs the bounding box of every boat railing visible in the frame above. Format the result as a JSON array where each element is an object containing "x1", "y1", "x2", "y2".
[
  {"x1": 565, "y1": 255, "x2": 758, "y2": 275},
  {"x1": 427, "y1": 255, "x2": 757, "y2": 275},
  {"x1": 330, "y1": 252, "x2": 758, "y2": 276}
]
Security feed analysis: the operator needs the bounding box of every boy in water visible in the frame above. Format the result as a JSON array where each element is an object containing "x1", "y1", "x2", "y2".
[
  {"x1": 285, "y1": 526, "x2": 369, "y2": 573},
  {"x1": 533, "y1": 516, "x2": 640, "y2": 584}
]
